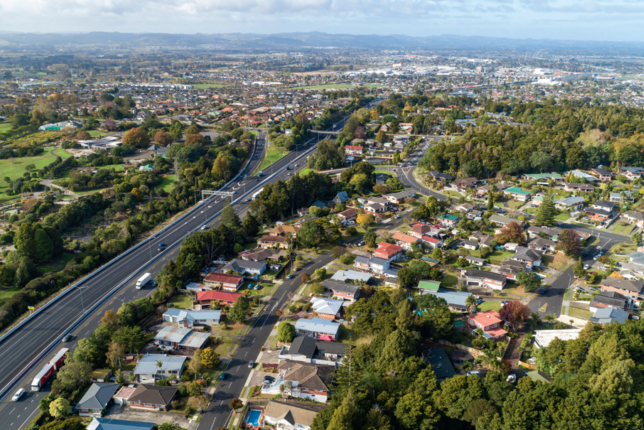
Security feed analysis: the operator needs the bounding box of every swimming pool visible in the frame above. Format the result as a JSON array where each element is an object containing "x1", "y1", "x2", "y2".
[{"x1": 246, "y1": 408, "x2": 263, "y2": 428}]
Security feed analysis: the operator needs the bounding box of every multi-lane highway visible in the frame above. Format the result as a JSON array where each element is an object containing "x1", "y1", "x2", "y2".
[{"x1": 0, "y1": 112, "x2": 357, "y2": 429}]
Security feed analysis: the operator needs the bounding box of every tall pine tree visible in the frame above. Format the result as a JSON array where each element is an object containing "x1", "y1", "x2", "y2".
[{"x1": 536, "y1": 194, "x2": 556, "y2": 226}]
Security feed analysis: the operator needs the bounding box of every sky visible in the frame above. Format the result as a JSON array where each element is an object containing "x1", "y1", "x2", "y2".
[{"x1": 0, "y1": 0, "x2": 644, "y2": 42}]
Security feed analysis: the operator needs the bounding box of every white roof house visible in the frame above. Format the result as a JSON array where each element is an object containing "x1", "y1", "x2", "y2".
[
  {"x1": 534, "y1": 329, "x2": 581, "y2": 349},
  {"x1": 133, "y1": 354, "x2": 187, "y2": 382},
  {"x1": 310, "y1": 298, "x2": 344, "y2": 318}
]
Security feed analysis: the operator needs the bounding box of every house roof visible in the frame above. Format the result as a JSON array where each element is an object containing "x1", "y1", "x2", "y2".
[
  {"x1": 78, "y1": 383, "x2": 119, "y2": 411},
  {"x1": 288, "y1": 336, "x2": 318, "y2": 358},
  {"x1": 422, "y1": 290, "x2": 470, "y2": 309},
  {"x1": 259, "y1": 235, "x2": 287, "y2": 243},
  {"x1": 556, "y1": 196, "x2": 585, "y2": 206},
  {"x1": 322, "y1": 279, "x2": 361, "y2": 295},
  {"x1": 354, "y1": 255, "x2": 390, "y2": 267},
  {"x1": 269, "y1": 225, "x2": 300, "y2": 235},
  {"x1": 196, "y1": 290, "x2": 243, "y2": 303},
  {"x1": 163, "y1": 308, "x2": 221, "y2": 321},
  {"x1": 87, "y1": 418, "x2": 155, "y2": 430},
  {"x1": 489, "y1": 214, "x2": 520, "y2": 225},
  {"x1": 593, "y1": 200, "x2": 616, "y2": 210},
  {"x1": 524, "y1": 173, "x2": 562, "y2": 180},
  {"x1": 335, "y1": 191, "x2": 350, "y2": 203},
  {"x1": 505, "y1": 186, "x2": 530, "y2": 195},
  {"x1": 338, "y1": 208, "x2": 359, "y2": 218},
  {"x1": 221, "y1": 259, "x2": 266, "y2": 273},
  {"x1": 294, "y1": 318, "x2": 341, "y2": 335},
  {"x1": 513, "y1": 246, "x2": 543, "y2": 262},
  {"x1": 590, "y1": 290, "x2": 627, "y2": 308},
  {"x1": 527, "y1": 370, "x2": 552, "y2": 384},
  {"x1": 113, "y1": 385, "x2": 137, "y2": 400},
  {"x1": 624, "y1": 211, "x2": 644, "y2": 221},
  {"x1": 440, "y1": 214, "x2": 460, "y2": 222},
  {"x1": 278, "y1": 361, "x2": 335, "y2": 391},
  {"x1": 384, "y1": 190, "x2": 415, "y2": 201},
  {"x1": 392, "y1": 231, "x2": 419, "y2": 244},
  {"x1": 422, "y1": 348, "x2": 457, "y2": 381},
  {"x1": 601, "y1": 277, "x2": 643, "y2": 293},
  {"x1": 129, "y1": 385, "x2": 177, "y2": 406},
  {"x1": 375, "y1": 242, "x2": 403, "y2": 256},
  {"x1": 469, "y1": 310, "x2": 503, "y2": 327},
  {"x1": 133, "y1": 354, "x2": 187, "y2": 376},
  {"x1": 264, "y1": 400, "x2": 325, "y2": 428},
  {"x1": 310, "y1": 298, "x2": 344, "y2": 316},
  {"x1": 204, "y1": 273, "x2": 243, "y2": 285},
  {"x1": 590, "y1": 307, "x2": 630, "y2": 325},
  {"x1": 534, "y1": 329, "x2": 581, "y2": 348},
  {"x1": 154, "y1": 326, "x2": 210, "y2": 348},
  {"x1": 330, "y1": 270, "x2": 371, "y2": 283},
  {"x1": 464, "y1": 270, "x2": 507, "y2": 283}
]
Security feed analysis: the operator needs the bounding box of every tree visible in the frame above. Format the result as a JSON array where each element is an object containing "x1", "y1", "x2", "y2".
[
  {"x1": 201, "y1": 347, "x2": 220, "y2": 369},
  {"x1": 574, "y1": 257, "x2": 586, "y2": 278},
  {"x1": 49, "y1": 397, "x2": 72, "y2": 419},
  {"x1": 386, "y1": 176, "x2": 404, "y2": 191},
  {"x1": 465, "y1": 295, "x2": 478, "y2": 314},
  {"x1": 189, "y1": 350, "x2": 202, "y2": 375},
  {"x1": 229, "y1": 296, "x2": 250, "y2": 322},
  {"x1": 221, "y1": 198, "x2": 242, "y2": 230},
  {"x1": 106, "y1": 342, "x2": 125, "y2": 368},
  {"x1": 332, "y1": 246, "x2": 345, "y2": 259},
  {"x1": 356, "y1": 213, "x2": 374, "y2": 228},
  {"x1": 40, "y1": 418, "x2": 85, "y2": 430},
  {"x1": 373, "y1": 184, "x2": 390, "y2": 194},
  {"x1": 314, "y1": 268, "x2": 326, "y2": 280},
  {"x1": 632, "y1": 232, "x2": 642, "y2": 246},
  {"x1": 499, "y1": 300, "x2": 531, "y2": 330},
  {"x1": 229, "y1": 398, "x2": 243, "y2": 412},
  {"x1": 122, "y1": 127, "x2": 151, "y2": 148},
  {"x1": 517, "y1": 270, "x2": 541, "y2": 293},
  {"x1": 363, "y1": 230, "x2": 377, "y2": 248},
  {"x1": 495, "y1": 221, "x2": 526, "y2": 245},
  {"x1": 556, "y1": 229, "x2": 581, "y2": 257},
  {"x1": 155, "y1": 130, "x2": 174, "y2": 146},
  {"x1": 536, "y1": 194, "x2": 556, "y2": 227},
  {"x1": 298, "y1": 221, "x2": 324, "y2": 248},
  {"x1": 77, "y1": 130, "x2": 91, "y2": 140},
  {"x1": 455, "y1": 257, "x2": 469, "y2": 268},
  {"x1": 431, "y1": 247, "x2": 443, "y2": 261},
  {"x1": 158, "y1": 423, "x2": 184, "y2": 430},
  {"x1": 277, "y1": 322, "x2": 296, "y2": 343},
  {"x1": 55, "y1": 359, "x2": 92, "y2": 395}
]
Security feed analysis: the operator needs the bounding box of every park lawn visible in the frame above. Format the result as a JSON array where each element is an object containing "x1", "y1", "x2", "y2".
[
  {"x1": 155, "y1": 175, "x2": 177, "y2": 192},
  {"x1": 478, "y1": 301, "x2": 501, "y2": 311},
  {"x1": 97, "y1": 164, "x2": 125, "y2": 171},
  {"x1": 38, "y1": 253, "x2": 76, "y2": 275},
  {"x1": 555, "y1": 213, "x2": 571, "y2": 221},
  {"x1": 0, "y1": 148, "x2": 71, "y2": 198},
  {"x1": 193, "y1": 83, "x2": 227, "y2": 89},
  {"x1": 290, "y1": 84, "x2": 355, "y2": 90},
  {"x1": 88, "y1": 130, "x2": 107, "y2": 138},
  {"x1": 0, "y1": 287, "x2": 22, "y2": 307},
  {"x1": 569, "y1": 307, "x2": 593, "y2": 319},
  {"x1": 167, "y1": 294, "x2": 193, "y2": 309},
  {"x1": 254, "y1": 147, "x2": 289, "y2": 174}
]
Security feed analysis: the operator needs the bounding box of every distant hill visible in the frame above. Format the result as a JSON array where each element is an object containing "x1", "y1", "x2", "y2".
[{"x1": 1, "y1": 31, "x2": 643, "y2": 54}]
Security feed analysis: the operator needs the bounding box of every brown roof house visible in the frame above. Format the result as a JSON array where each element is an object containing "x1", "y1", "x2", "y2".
[
  {"x1": 275, "y1": 361, "x2": 335, "y2": 402},
  {"x1": 264, "y1": 400, "x2": 326, "y2": 430},
  {"x1": 258, "y1": 235, "x2": 289, "y2": 249},
  {"x1": 128, "y1": 385, "x2": 177, "y2": 411}
]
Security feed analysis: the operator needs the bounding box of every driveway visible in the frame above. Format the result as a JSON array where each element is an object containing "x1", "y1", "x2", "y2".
[{"x1": 107, "y1": 404, "x2": 197, "y2": 430}]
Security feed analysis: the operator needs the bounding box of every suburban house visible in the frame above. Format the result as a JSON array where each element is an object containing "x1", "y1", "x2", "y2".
[
  {"x1": 523, "y1": 173, "x2": 563, "y2": 182},
  {"x1": 322, "y1": 279, "x2": 361, "y2": 301},
  {"x1": 417, "y1": 280, "x2": 441, "y2": 294},
  {"x1": 383, "y1": 190, "x2": 415, "y2": 205},
  {"x1": 462, "y1": 270, "x2": 507, "y2": 290},
  {"x1": 589, "y1": 166, "x2": 613, "y2": 181},
  {"x1": 451, "y1": 177, "x2": 478, "y2": 192},
  {"x1": 269, "y1": 225, "x2": 300, "y2": 237},
  {"x1": 623, "y1": 211, "x2": 644, "y2": 228},
  {"x1": 392, "y1": 232, "x2": 420, "y2": 250},
  {"x1": 353, "y1": 255, "x2": 391, "y2": 274},
  {"x1": 154, "y1": 326, "x2": 210, "y2": 350},
  {"x1": 422, "y1": 348, "x2": 457, "y2": 381},
  {"x1": 279, "y1": 336, "x2": 348, "y2": 365},
  {"x1": 337, "y1": 208, "x2": 359, "y2": 223},
  {"x1": 451, "y1": 203, "x2": 474, "y2": 213},
  {"x1": 585, "y1": 207, "x2": 612, "y2": 223},
  {"x1": 465, "y1": 256, "x2": 487, "y2": 266},
  {"x1": 438, "y1": 214, "x2": 460, "y2": 228},
  {"x1": 203, "y1": 273, "x2": 244, "y2": 291},
  {"x1": 87, "y1": 418, "x2": 155, "y2": 430},
  {"x1": 162, "y1": 308, "x2": 220, "y2": 328},
  {"x1": 330, "y1": 270, "x2": 371, "y2": 284},
  {"x1": 221, "y1": 259, "x2": 267, "y2": 276},
  {"x1": 128, "y1": 385, "x2": 178, "y2": 411},
  {"x1": 310, "y1": 297, "x2": 344, "y2": 320},
  {"x1": 334, "y1": 191, "x2": 350, "y2": 205},
  {"x1": 618, "y1": 166, "x2": 644, "y2": 180},
  {"x1": 497, "y1": 259, "x2": 527, "y2": 280},
  {"x1": 512, "y1": 246, "x2": 543, "y2": 269},
  {"x1": 469, "y1": 232, "x2": 495, "y2": 248},
  {"x1": 422, "y1": 236, "x2": 444, "y2": 249},
  {"x1": 609, "y1": 191, "x2": 634, "y2": 203},
  {"x1": 133, "y1": 354, "x2": 187, "y2": 382},
  {"x1": 373, "y1": 242, "x2": 404, "y2": 261},
  {"x1": 589, "y1": 291, "x2": 628, "y2": 313},
  {"x1": 113, "y1": 385, "x2": 137, "y2": 406},
  {"x1": 430, "y1": 171, "x2": 454, "y2": 182},
  {"x1": 590, "y1": 307, "x2": 630, "y2": 325},
  {"x1": 489, "y1": 214, "x2": 524, "y2": 228},
  {"x1": 504, "y1": 186, "x2": 531, "y2": 202},
  {"x1": 277, "y1": 361, "x2": 335, "y2": 402},
  {"x1": 345, "y1": 145, "x2": 364, "y2": 156},
  {"x1": 563, "y1": 183, "x2": 594, "y2": 192},
  {"x1": 239, "y1": 248, "x2": 287, "y2": 262},
  {"x1": 462, "y1": 240, "x2": 479, "y2": 251},
  {"x1": 363, "y1": 202, "x2": 387, "y2": 215},
  {"x1": 468, "y1": 310, "x2": 508, "y2": 339},
  {"x1": 194, "y1": 290, "x2": 242, "y2": 308},
  {"x1": 77, "y1": 383, "x2": 119, "y2": 417},
  {"x1": 263, "y1": 400, "x2": 325, "y2": 430},
  {"x1": 527, "y1": 226, "x2": 562, "y2": 241},
  {"x1": 367, "y1": 196, "x2": 390, "y2": 207},
  {"x1": 528, "y1": 237, "x2": 557, "y2": 253},
  {"x1": 423, "y1": 290, "x2": 471, "y2": 313},
  {"x1": 258, "y1": 235, "x2": 289, "y2": 249},
  {"x1": 600, "y1": 277, "x2": 644, "y2": 308},
  {"x1": 571, "y1": 170, "x2": 597, "y2": 182},
  {"x1": 533, "y1": 329, "x2": 581, "y2": 349},
  {"x1": 555, "y1": 196, "x2": 585, "y2": 211},
  {"x1": 294, "y1": 318, "x2": 341, "y2": 341},
  {"x1": 592, "y1": 200, "x2": 618, "y2": 215}
]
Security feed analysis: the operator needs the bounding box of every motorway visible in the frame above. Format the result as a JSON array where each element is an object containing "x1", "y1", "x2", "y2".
[{"x1": 0, "y1": 112, "x2": 355, "y2": 429}]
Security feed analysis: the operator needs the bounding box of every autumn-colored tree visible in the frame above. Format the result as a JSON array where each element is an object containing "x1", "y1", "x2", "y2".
[
  {"x1": 499, "y1": 300, "x2": 531, "y2": 330},
  {"x1": 229, "y1": 398, "x2": 243, "y2": 411},
  {"x1": 106, "y1": 342, "x2": 125, "y2": 368},
  {"x1": 122, "y1": 127, "x2": 151, "y2": 148},
  {"x1": 185, "y1": 133, "x2": 205, "y2": 146},
  {"x1": 356, "y1": 213, "x2": 374, "y2": 226},
  {"x1": 77, "y1": 130, "x2": 91, "y2": 140},
  {"x1": 373, "y1": 184, "x2": 390, "y2": 194},
  {"x1": 555, "y1": 229, "x2": 581, "y2": 257},
  {"x1": 494, "y1": 221, "x2": 526, "y2": 245},
  {"x1": 154, "y1": 130, "x2": 174, "y2": 146},
  {"x1": 101, "y1": 310, "x2": 119, "y2": 326}
]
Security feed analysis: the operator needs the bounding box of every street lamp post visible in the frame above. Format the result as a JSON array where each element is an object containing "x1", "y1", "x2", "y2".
[{"x1": 78, "y1": 285, "x2": 89, "y2": 313}]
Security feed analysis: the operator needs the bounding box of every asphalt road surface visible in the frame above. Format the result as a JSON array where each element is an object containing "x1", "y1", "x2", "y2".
[{"x1": 0, "y1": 115, "x2": 356, "y2": 429}]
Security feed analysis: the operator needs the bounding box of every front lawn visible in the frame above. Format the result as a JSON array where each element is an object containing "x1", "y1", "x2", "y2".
[
  {"x1": 488, "y1": 251, "x2": 514, "y2": 264},
  {"x1": 569, "y1": 307, "x2": 593, "y2": 319},
  {"x1": 167, "y1": 294, "x2": 194, "y2": 309},
  {"x1": 0, "y1": 287, "x2": 22, "y2": 307},
  {"x1": 555, "y1": 213, "x2": 571, "y2": 221},
  {"x1": 478, "y1": 301, "x2": 501, "y2": 311}
]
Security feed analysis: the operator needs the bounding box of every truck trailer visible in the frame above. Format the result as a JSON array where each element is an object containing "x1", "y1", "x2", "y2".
[
  {"x1": 136, "y1": 273, "x2": 152, "y2": 289},
  {"x1": 31, "y1": 364, "x2": 54, "y2": 391},
  {"x1": 49, "y1": 348, "x2": 69, "y2": 370}
]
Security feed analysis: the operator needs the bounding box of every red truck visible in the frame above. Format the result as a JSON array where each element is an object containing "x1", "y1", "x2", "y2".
[{"x1": 30, "y1": 348, "x2": 69, "y2": 391}]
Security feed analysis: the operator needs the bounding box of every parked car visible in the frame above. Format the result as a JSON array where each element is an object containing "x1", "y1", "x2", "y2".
[
  {"x1": 248, "y1": 360, "x2": 254, "y2": 368},
  {"x1": 506, "y1": 374, "x2": 517, "y2": 383},
  {"x1": 254, "y1": 284, "x2": 260, "y2": 290},
  {"x1": 358, "y1": 241, "x2": 365, "y2": 246},
  {"x1": 248, "y1": 284, "x2": 253, "y2": 289},
  {"x1": 287, "y1": 274, "x2": 294, "y2": 279},
  {"x1": 584, "y1": 264, "x2": 590, "y2": 270},
  {"x1": 12, "y1": 389, "x2": 25, "y2": 402},
  {"x1": 540, "y1": 289, "x2": 547, "y2": 295},
  {"x1": 466, "y1": 371, "x2": 480, "y2": 376},
  {"x1": 219, "y1": 372, "x2": 228, "y2": 380}
]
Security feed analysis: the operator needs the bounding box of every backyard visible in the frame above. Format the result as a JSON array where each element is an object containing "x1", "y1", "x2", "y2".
[
  {"x1": 569, "y1": 307, "x2": 593, "y2": 319},
  {"x1": 478, "y1": 301, "x2": 501, "y2": 311}
]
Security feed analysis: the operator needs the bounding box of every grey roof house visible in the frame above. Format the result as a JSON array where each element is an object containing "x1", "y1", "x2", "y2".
[
  {"x1": 78, "y1": 383, "x2": 119, "y2": 417},
  {"x1": 221, "y1": 258, "x2": 267, "y2": 275},
  {"x1": 128, "y1": 385, "x2": 178, "y2": 411},
  {"x1": 162, "y1": 308, "x2": 221, "y2": 328},
  {"x1": 133, "y1": 354, "x2": 187, "y2": 382}
]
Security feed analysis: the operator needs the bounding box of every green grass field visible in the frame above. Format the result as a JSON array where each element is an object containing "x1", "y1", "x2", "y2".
[
  {"x1": 155, "y1": 175, "x2": 177, "y2": 192},
  {"x1": 0, "y1": 287, "x2": 21, "y2": 307},
  {"x1": 290, "y1": 84, "x2": 355, "y2": 90},
  {"x1": 96, "y1": 164, "x2": 125, "y2": 171},
  {"x1": 555, "y1": 213, "x2": 571, "y2": 221},
  {"x1": 167, "y1": 294, "x2": 193, "y2": 309},
  {"x1": 193, "y1": 83, "x2": 227, "y2": 89},
  {"x1": 0, "y1": 123, "x2": 12, "y2": 134},
  {"x1": 299, "y1": 168, "x2": 314, "y2": 176},
  {"x1": 569, "y1": 307, "x2": 593, "y2": 319},
  {"x1": 88, "y1": 130, "x2": 107, "y2": 138},
  {"x1": 254, "y1": 147, "x2": 289, "y2": 175},
  {"x1": 478, "y1": 301, "x2": 501, "y2": 311},
  {"x1": 0, "y1": 148, "x2": 72, "y2": 198}
]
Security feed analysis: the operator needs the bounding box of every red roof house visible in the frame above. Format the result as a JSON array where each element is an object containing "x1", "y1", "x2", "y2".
[
  {"x1": 468, "y1": 310, "x2": 507, "y2": 340},
  {"x1": 203, "y1": 273, "x2": 244, "y2": 291},
  {"x1": 373, "y1": 242, "x2": 404, "y2": 261},
  {"x1": 195, "y1": 290, "x2": 243, "y2": 307}
]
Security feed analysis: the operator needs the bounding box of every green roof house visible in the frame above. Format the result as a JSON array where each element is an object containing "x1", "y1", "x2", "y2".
[
  {"x1": 418, "y1": 280, "x2": 441, "y2": 292},
  {"x1": 504, "y1": 186, "x2": 531, "y2": 202}
]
